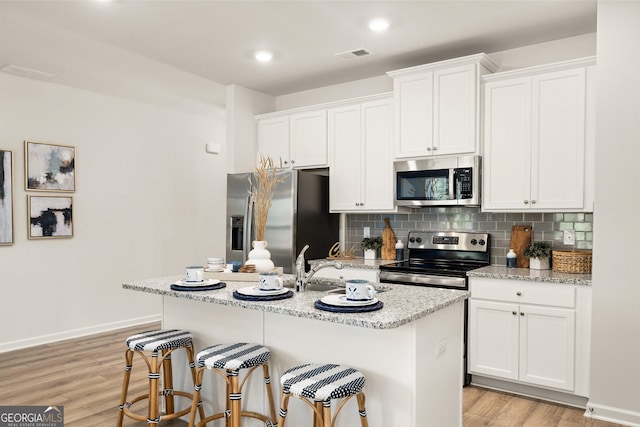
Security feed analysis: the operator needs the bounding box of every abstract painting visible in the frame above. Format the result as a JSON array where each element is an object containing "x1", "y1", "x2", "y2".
[
  {"x1": 25, "y1": 141, "x2": 75, "y2": 192},
  {"x1": 0, "y1": 150, "x2": 14, "y2": 245},
  {"x1": 28, "y1": 195, "x2": 73, "y2": 239}
]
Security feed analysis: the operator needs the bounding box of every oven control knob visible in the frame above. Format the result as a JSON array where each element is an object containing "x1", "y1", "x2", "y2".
[
  {"x1": 470, "y1": 239, "x2": 478, "y2": 245},
  {"x1": 409, "y1": 237, "x2": 415, "y2": 243},
  {"x1": 415, "y1": 237, "x2": 423, "y2": 244},
  {"x1": 478, "y1": 239, "x2": 486, "y2": 246}
]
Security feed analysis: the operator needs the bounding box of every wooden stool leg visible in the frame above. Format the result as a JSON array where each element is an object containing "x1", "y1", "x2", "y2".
[
  {"x1": 262, "y1": 363, "x2": 277, "y2": 424},
  {"x1": 229, "y1": 372, "x2": 241, "y2": 427},
  {"x1": 356, "y1": 392, "x2": 369, "y2": 427},
  {"x1": 162, "y1": 350, "x2": 175, "y2": 415},
  {"x1": 188, "y1": 367, "x2": 205, "y2": 427},
  {"x1": 148, "y1": 351, "x2": 160, "y2": 424},
  {"x1": 322, "y1": 400, "x2": 331, "y2": 427},
  {"x1": 116, "y1": 349, "x2": 134, "y2": 427},
  {"x1": 277, "y1": 391, "x2": 290, "y2": 427},
  {"x1": 185, "y1": 343, "x2": 206, "y2": 421},
  {"x1": 313, "y1": 401, "x2": 324, "y2": 427}
]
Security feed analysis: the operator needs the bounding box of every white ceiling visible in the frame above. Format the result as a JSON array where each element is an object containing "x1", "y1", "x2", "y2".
[{"x1": 0, "y1": 1, "x2": 597, "y2": 105}]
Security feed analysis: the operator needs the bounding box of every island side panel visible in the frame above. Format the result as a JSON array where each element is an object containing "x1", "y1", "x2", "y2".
[
  {"x1": 414, "y1": 299, "x2": 464, "y2": 426},
  {"x1": 264, "y1": 301, "x2": 464, "y2": 427},
  {"x1": 162, "y1": 297, "x2": 269, "y2": 423}
]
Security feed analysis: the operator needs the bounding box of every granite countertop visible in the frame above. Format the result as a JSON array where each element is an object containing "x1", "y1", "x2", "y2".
[
  {"x1": 467, "y1": 265, "x2": 592, "y2": 286},
  {"x1": 122, "y1": 274, "x2": 468, "y2": 330},
  {"x1": 308, "y1": 257, "x2": 398, "y2": 269}
]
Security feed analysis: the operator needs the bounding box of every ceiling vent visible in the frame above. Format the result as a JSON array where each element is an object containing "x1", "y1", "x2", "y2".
[
  {"x1": 334, "y1": 48, "x2": 372, "y2": 60},
  {"x1": 1, "y1": 64, "x2": 55, "y2": 81}
]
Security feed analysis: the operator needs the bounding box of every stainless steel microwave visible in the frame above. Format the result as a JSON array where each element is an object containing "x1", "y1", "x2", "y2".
[{"x1": 394, "y1": 155, "x2": 481, "y2": 207}]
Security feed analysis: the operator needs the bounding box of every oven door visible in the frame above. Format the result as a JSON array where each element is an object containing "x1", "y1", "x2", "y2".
[{"x1": 379, "y1": 271, "x2": 467, "y2": 289}]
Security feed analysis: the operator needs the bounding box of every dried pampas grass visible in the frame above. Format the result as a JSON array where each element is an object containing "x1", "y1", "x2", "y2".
[{"x1": 250, "y1": 155, "x2": 286, "y2": 241}]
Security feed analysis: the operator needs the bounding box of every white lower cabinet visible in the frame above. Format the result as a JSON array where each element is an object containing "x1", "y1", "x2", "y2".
[{"x1": 469, "y1": 278, "x2": 591, "y2": 396}]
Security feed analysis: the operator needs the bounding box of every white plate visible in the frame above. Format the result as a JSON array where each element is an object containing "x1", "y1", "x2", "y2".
[
  {"x1": 320, "y1": 294, "x2": 378, "y2": 307},
  {"x1": 235, "y1": 286, "x2": 289, "y2": 296},
  {"x1": 175, "y1": 279, "x2": 220, "y2": 287},
  {"x1": 204, "y1": 267, "x2": 224, "y2": 272}
]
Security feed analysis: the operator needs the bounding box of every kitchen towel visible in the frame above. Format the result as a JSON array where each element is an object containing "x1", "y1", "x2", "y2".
[
  {"x1": 170, "y1": 282, "x2": 226, "y2": 292},
  {"x1": 232, "y1": 290, "x2": 294, "y2": 301},
  {"x1": 314, "y1": 300, "x2": 384, "y2": 313}
]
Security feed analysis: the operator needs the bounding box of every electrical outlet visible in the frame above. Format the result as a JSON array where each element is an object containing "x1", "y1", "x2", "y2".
[
  {"x1": 563, "y1": 230, "x2": 576, "y2": 245},
  {"x1": 436, "y1": 338, "x2": 447, "y2": 356},
  {"x1": 363, "y1": 227, "x2": 370, "y2": 238}
]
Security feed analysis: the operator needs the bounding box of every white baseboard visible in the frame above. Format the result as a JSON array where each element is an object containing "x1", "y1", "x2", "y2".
[
  {"x1": 585, "y1": 401, "x2": 640, "y2": 427},
  {"x1": 0, "y1": 314, "x2": 161, "y2": 353}
]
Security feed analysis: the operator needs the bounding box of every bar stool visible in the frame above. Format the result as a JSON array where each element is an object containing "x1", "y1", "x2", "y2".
[
  {"x1": 117, "y1": 329, "x2": 204, "y2": 426},
  {"x1": 277, "y1": 363, "x2": 369, "y2": 427},
  {"x1": 188, "y1": 342, "x2": 277, "y2": 427}
]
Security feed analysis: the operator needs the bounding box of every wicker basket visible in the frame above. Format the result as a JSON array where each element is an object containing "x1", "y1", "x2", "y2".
[{"x1": 552, "y1": 250, "x2": 592, "y2": 274}]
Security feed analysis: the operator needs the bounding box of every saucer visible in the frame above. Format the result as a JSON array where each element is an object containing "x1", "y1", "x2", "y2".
[
  {"x1": 176, "y1": 279, "x2": 220, "y2": 287},
  {"x1": 235, "y1": 286, "x2": 289, "y2": 296},
  {"x1": 320, "y1": 294, "x2": 378, "y2": 307}
]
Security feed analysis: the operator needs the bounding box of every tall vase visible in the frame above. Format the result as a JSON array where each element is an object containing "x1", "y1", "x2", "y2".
[{"x1": 246, "y1": 240, "x2": 275, "y2": 273}]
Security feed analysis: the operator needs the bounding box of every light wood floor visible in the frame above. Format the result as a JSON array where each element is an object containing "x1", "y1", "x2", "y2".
[{"x1": 0, "y1": 323, "x2": 624, "y2": 426}]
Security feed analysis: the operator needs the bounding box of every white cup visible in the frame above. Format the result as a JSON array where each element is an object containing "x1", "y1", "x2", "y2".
[
  {"x1": 185, "y1": 266, "x2": 205, "y2": 282},
  {"x1": 259, "y1": 271, "x2": 283, "y2": 290},
  {"x1": 345, "y1": 279, "x2": 376, "y2": 301}
]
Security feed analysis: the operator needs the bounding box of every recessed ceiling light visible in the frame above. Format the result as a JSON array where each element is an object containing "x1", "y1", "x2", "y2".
[
  {"x1": 254, "y1": 50, "x2": 273, "y2": 63},
  {"x1": 369, "y1": 18, "x2": 390, "y2": 32}
]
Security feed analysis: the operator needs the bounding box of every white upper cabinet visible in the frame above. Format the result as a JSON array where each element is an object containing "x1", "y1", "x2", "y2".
[
  {"x1": 257, "y1": 115, "x2": 290, "y2": 167},
  {"x1": 328, "y1": 96, "x2": 398, "y2": 212},
  {"x1": 257, "y1": 108, "x2": 327, "y2": 169},
  {"x1": 482, "y1": 57, "x2": 596, "y2": 212},
  {"x1": 388, "y1": 54, "x2": 497, "y2": 159},
  {"x1": 289, "y1": 110, "x2": 327, "y2": 168}
]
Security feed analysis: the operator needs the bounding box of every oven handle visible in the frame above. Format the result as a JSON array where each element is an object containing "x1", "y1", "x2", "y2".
[{"x1": 379, "y1": 271, "x2": 467, "y2": 288}]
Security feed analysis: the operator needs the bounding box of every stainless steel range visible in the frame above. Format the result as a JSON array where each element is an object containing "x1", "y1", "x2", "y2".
[{"x1": 379, "y1": 230, "x2": 490, "y2": 385}]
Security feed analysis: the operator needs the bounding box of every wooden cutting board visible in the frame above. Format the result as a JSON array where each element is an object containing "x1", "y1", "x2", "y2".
[
  {"x1": 510, "y1": 225, "x2": 532, "y2": 268},
  {"x1": 381, "y1": 217, "x2": 397, "y2": 260}
]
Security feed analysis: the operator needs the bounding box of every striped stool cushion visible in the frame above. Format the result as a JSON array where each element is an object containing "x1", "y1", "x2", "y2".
[
  {"x1": 197, "y1": 343, "x2": 270, "y2": 371},
  {"x1": 280, "y1": 363, "x2": 366, "y2": 401},
  {"x1": 126, "y1": 329, "x2": 193, "y2": 352}
]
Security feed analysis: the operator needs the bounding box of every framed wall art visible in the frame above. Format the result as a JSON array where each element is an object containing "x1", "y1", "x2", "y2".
[
  {"x1": 0, "y1": 149, "x2": 14, "y2": 245},
  {"x1": 25, "y1": 141, "x2": 76, "y2": 192},
  {"x1": 28, "y1": 195, "x2": 73, "y2": 239}
]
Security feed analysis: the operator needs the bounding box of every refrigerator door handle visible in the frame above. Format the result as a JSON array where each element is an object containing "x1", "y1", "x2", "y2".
[{"x1": 244, "y1": 194, "x2": 254, "y2": 260}]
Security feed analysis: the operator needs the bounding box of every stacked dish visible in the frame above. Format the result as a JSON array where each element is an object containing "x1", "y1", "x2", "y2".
[
  {"x1": 206, "y1": 257, "x2": 225, "y2": 272},
  {"x1": 320, "y1": 294, "x2": 379, "y2": 307},
  {"x1": 233, "y1": 286, "x2": 293, "y2": 301}
]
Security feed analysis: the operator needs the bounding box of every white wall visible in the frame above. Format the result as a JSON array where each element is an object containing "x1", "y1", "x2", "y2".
[
  {"x1": 226, "y1": 84, "x2": 275, "y2": 174},
  {"x1": 274, "y1": 33, "x2": 596, "y2": 111},
  {"x1": 0, "y1": 73, "x2": 227, "y2": 351},
  {"x1": 587, "y1": 2, "x2": 640, "y2": 425}
]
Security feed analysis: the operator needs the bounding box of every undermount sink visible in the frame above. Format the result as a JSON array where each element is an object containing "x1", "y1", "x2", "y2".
[{"x1": 285, "y1": 282, "x2": 388, "y2": 293}]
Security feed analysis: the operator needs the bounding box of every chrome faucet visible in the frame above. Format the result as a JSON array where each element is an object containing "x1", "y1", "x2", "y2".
[{"x1": 295, "y1": 245, "x2": 344, "y2": 292}]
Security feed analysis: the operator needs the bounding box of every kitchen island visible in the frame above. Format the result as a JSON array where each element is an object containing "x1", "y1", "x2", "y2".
[{"x1": 123, "y1": 276, "x2": 469, "y2": 427}]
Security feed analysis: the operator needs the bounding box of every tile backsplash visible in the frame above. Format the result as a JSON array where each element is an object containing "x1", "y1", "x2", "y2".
[{"x1": 345, "y1": 208, "x2": 593, "y2": 266}]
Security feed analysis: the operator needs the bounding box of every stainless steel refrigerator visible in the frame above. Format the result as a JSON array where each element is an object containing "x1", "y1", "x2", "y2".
[{"x1": 226, "y1": 169, "x2": 339, "y2": 273}]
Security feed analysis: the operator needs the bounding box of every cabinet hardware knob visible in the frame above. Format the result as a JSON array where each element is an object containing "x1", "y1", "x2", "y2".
[
  {"x1": 433, "y1": 147, "x2": 438, "y2": 151},
  {"x1": 516, "y1": 292, "x2": 522, "y2": 296},
  {"x1": 427, "y1": 147, "x2": 432, "y2": 151},
  {"x1": 339, "y1": 275, "x2": 344, "y2": 279},
  {"x1": 284, "y1": 161, "x2": 289, "y2": 165},
  {"x1": 524, "y1": 200, "x2": 529, "y2": 204},
  {"x1": 512, "y1": 311, "x2": 517, "y2": 315},
  {"x1": 531, "y1": 200, "x2": 537, "y2": 204},
  {"x1": 520, "y1": 312, "x2": 525, "y2": 316},
  {"x1": 291, "y1": 160, "x2": 295, "y2": 164}
]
